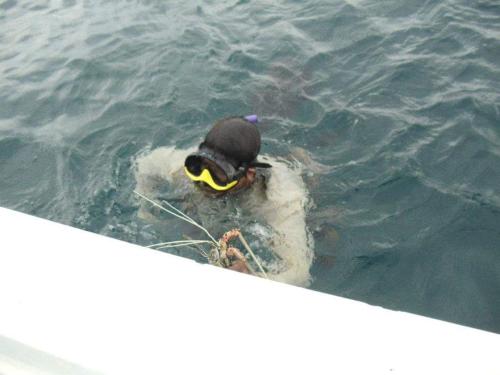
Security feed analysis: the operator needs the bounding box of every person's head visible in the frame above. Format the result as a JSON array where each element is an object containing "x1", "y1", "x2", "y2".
[{"x1": 184, "y1": 116, "x2": 271, "y2": 195}]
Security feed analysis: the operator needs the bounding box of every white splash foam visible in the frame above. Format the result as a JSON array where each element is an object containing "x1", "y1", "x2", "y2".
[
  {"x1": 254, "y1": 155, "x2": 314, "y2": 286},
  {"x1": 134, "y1": 146, "x2": 196, "y2": 194}
]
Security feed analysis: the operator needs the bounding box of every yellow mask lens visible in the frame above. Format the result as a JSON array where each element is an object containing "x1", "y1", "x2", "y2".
[{"x1": 184, "y1": 167, "x2": 238, "y2": 191}]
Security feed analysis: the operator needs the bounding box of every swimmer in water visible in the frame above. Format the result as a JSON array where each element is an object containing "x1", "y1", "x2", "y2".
[
  {"x1": 135, "y1": 114, "x2": 315, "y2": 286},
  {"x1": 184, "y1": 115, "x2": 271, "y2": 195},
  {"x1": 183, "y1": 115, "x2": 272, "y2": 273}
]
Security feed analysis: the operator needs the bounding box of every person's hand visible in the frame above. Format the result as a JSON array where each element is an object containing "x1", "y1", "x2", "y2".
[{"x1": 228, "y1": 259, "x2": 250, "y2": 274}]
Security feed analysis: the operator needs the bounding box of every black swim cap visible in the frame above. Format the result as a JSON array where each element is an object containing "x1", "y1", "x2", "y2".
[{"x1": 200, "y1": 117, "x2": 262, "y2": 168}]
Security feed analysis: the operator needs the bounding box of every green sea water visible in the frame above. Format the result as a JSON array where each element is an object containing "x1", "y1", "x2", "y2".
[{"x1": 1, "y1": 0, "x2": 500, "y2": 332}]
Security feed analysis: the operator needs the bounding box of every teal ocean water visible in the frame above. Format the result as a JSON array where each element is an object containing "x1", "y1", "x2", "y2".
[{"x1": 1, "y1": 0, "x2": 500, "y2": 332}]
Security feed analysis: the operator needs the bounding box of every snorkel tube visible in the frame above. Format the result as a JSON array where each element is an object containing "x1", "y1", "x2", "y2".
[
  {"x1": 244, "y1": 114, "x2": 259, "y2": 124},
  {"x1": 243, "y1": 114, "x2": 271, "y2": 169}
]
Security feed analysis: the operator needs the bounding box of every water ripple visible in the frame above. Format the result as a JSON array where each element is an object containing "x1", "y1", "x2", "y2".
[{"x1": 1, "y1": 0, "x2": 500, "y2": 332}]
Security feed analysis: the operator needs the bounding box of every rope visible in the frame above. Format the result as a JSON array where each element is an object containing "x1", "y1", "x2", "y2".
[
  {"x1": 133, "y1": 190, "x2": 218, "y2": 245},
  {"x1": 238, "y1": 233, "x2": 269, "y2": 279}
]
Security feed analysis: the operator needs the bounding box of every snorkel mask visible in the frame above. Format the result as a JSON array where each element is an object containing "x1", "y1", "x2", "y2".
[
  {"x1": 184, "y1": 149, "x2": 246, "y2": 191},
  {"x1": 184, "y1": 115, "x2": 271, "y2": 191}
]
